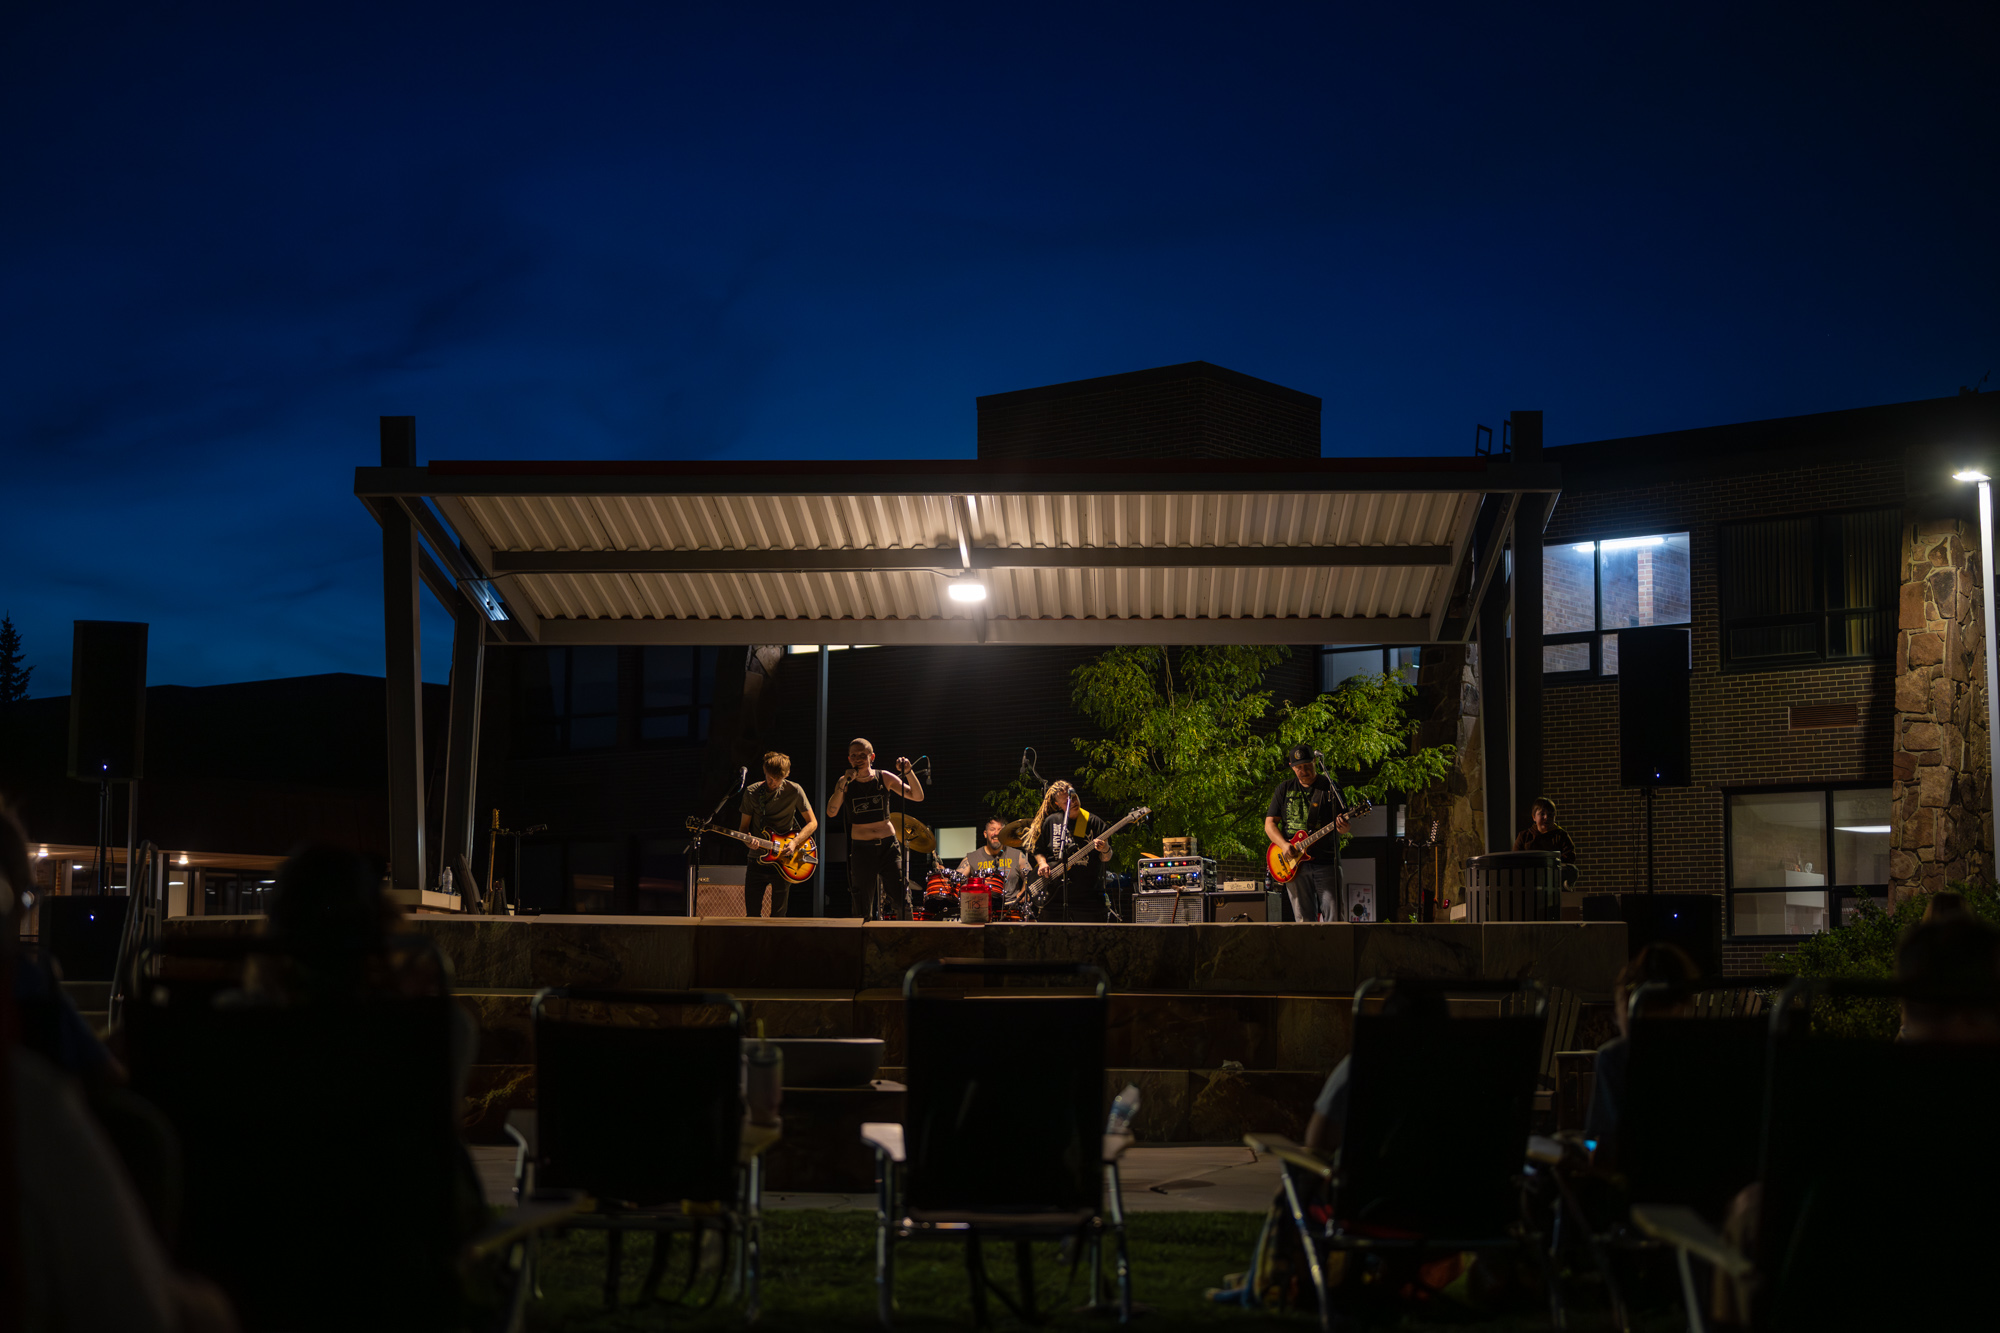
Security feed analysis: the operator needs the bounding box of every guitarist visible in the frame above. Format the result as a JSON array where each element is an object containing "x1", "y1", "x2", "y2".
[
  {"x1": 1030, "y1": 782, "x2": 1113, "y2": 923},
  {"x1": 739, "y1": 751, "x2": 818, "y2": 919},
  {"x1": 1265, "y1": 743, "x2": 1352, "y2": 923}
]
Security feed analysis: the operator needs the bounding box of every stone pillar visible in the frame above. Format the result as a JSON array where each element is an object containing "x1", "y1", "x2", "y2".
[
  {"x1": 1402, "y1": 644, "x2": 1485, "y2": 915},
  {"x1": 1891, "y1": 519, "x2": 1992, "y2": 899}
]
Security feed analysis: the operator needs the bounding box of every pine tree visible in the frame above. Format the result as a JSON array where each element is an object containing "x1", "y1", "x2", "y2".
[{"x1": 0, "y1": 615, "x2": 33, "y2": 706}]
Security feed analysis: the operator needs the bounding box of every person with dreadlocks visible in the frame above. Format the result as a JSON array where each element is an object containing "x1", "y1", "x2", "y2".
[{"x1": 1026, "y1": 781, "x2": 1113, "y2": 922}]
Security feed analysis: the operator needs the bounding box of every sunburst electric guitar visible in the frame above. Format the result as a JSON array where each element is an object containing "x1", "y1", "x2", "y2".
[
  {"x1": 684, "y1": 818, "x2": 820, "y2": 884},
  {"x1": 1265, "y1": 796, "x2": 1374, "y2": 884}
]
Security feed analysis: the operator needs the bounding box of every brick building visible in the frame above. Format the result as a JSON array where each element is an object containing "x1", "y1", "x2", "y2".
[{"x1": 1400, "y1": 392, "x2": 2000, "y2": 972}]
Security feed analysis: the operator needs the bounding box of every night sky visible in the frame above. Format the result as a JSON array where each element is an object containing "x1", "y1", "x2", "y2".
[{"x1": 4, "y1": 4, "x2": 1995, "y2": 694}]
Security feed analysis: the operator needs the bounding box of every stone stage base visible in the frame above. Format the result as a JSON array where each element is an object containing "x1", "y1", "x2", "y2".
[{"x1": 168, "y1": 918, "x2": 1627, "y2": 1149}]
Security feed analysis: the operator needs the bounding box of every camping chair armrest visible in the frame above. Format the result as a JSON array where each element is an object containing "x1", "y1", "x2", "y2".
[
  {"x1": 1630, "y1": 1204, "x2": 1755, "y2": 1278},
  {"x1": 862, "y1": 1121, "x2": 906, "y2": 1163},
  {"x1": 466, "y1": 1189, "x2": 587, "y2": 1262},
  {"x1": 1102, "y1": 1133, "x2": 1134, "y2": 1163},
  {"x1": 741, "y1": 1122, "x2": 782, "y2": 1163},
  {"x1": 1244, "y1": 1132, "x2": 1334, "y2": 1182}
]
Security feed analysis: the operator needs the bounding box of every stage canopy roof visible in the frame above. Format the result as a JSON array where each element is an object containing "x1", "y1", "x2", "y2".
[{"x1": 354, "y1": 456, "x2": 1558, "y2": 647}]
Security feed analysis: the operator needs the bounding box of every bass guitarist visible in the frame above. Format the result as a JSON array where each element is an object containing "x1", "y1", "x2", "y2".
[
  {"x1": 1265, "y1": 743, "x2": 1351, "y2": 923},
  {"x1": 739, "y1": 750, "x2": 818, "y2": 919},
  {"x1": 1030, "y1": 781, "x2": 1113, "y2": 923}
]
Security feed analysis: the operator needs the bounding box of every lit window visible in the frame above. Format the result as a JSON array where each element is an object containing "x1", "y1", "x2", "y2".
[
  {"x1": 1544, "y1": 533, "x2": 1691, "y2": 678},
  {"x1": 1725, "y1": 786, "x2": 1890, "y2": 937}
]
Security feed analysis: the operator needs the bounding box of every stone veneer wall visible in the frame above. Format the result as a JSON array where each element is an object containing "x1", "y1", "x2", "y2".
[
  {"x1": 1401, "y1": 643, "x2": 1484, "y2": 915},
  {"x1": 1891, "y1": 519, "x2": 1992, "y2": 898}
]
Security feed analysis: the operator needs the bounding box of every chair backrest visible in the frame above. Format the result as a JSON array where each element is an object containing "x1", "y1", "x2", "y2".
[
  {"x1": 902, "y1": 959, "x2": 1108, "y2": 1214},
  {"x1": 1754, "y1": 983, "x2": 2000, "y2": 1330},
  {"x1": 1621, "y1": 1015, "x2": 1767, "y2": 1220},
  {"x1": 127, "y1": 981, "x2": 466, "y2": 1331},
  {"x1": 532, "y1": 989, "x2": 744, "y2": 1207},
  {"x1": 1337, "y1": 979, "x2": 1544, "y2": 1240}
]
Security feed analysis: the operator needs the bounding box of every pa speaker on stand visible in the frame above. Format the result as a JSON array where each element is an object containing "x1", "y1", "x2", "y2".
[{"x1": 1618, "y1": 625, "x2": 1691, "y2": 898}]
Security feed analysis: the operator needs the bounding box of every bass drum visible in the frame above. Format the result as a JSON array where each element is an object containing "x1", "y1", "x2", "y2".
[
  {"x1": 980, "y1": 874, "x2": 1024, "y2": 923},
  {"x1": 919, "y1": 869, "x2": 960, "y2": 922}
]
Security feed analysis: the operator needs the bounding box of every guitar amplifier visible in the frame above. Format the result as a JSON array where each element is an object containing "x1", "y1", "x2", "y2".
[
  {"x1": 1136, "y1": 855, "x2": 1217, "y2": 895},
  {"x1": 1132, "y1": 890, "x2": 1201, "y2": 924},
  {"x1": 1205, "y1": 890, "x2": 1283, "y2": 923}
]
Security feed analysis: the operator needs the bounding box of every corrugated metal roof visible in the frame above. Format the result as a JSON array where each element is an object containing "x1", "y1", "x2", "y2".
[{"x1": 451, "y1": 487, "x2": 1472, "y2": 631}]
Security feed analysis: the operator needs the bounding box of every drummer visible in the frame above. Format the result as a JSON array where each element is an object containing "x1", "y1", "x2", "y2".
[{"x1": 957, "y1": 816, "x2": 1031, "y2": 902}]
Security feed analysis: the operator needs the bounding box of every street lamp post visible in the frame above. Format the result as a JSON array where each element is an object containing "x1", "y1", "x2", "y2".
[{"x1": 1953, "y1": 470, "x2": 2000, "y2": 841}]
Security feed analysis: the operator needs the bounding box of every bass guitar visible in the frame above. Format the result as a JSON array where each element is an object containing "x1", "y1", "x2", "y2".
[
  {"x1": 1265, "y1": 796, "x2": 1374, "y2": 884},
  {"x1": 1020, "y1": 806, "x2": 1151, "y2": 912},
  {"x1": 684, "y1": 818, "x2": 820, "y2": 884}
]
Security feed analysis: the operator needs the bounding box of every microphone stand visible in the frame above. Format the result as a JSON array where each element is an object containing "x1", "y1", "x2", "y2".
[{"x1": 688, "y1": 770, "x2": 747, "y2": 918}]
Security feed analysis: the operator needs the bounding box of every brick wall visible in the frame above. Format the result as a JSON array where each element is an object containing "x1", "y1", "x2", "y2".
[
  {"x1": 977, "y1": 361, "x2": 1320, "y2": 461},
  {"x1": 1538, "y1": 452, "x2": 1903, "y2": 938}
]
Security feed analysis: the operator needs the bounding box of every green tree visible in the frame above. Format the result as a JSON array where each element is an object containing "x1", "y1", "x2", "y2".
[
  {"x1": 1062, "y1": 645, "x2": 1454, "y2": 863},
  {"x1": 0, "y1": 615, "x2": 31, "y2": 706}
]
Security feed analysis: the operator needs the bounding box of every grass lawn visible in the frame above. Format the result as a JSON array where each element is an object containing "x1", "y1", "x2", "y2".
[{"x1": 521, "y1": 1211, "x2": 1682, "y2": 1332}]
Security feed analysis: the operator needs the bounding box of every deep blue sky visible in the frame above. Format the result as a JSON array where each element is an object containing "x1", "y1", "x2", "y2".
[{"x1": 4, "y1": 3, "x2": 1995, "y2": 694}]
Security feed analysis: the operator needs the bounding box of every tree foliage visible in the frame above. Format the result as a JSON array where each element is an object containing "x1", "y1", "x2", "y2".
[
  {"x1": 1060, "y1": 645, "x2": 1455, "y2": 863},
  {"x1": 0, "y1": 615, "x2": 31, "y2": 707},
  {"x1": 1768, "y1": 880, "x2": 2000, "y2": 1038}
]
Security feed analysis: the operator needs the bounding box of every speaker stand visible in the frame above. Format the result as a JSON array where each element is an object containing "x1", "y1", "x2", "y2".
[{"x1": 1644, "y1": 786, "x2": 1656, "y2": 897}]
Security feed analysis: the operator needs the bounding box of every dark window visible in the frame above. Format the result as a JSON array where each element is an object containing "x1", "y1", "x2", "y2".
[
  {"x1": 514, "y1": 647, "x2": 621, "y2": 755},
  {"x1": 1543, "y1": 533, "x2": 1692, "y2": 678},
  {"x1": 1724, "y1": 786, "x2": 1890, "y2": 937},
  {"x1": 1720, "y1": 508, "x2": 1898, "y2": 668},
  {"x1": 639, "y1": 646, "x2": 716, "y2": 745},
  {"x1": 1317, "y1": 645, "x2": 1419, "y2": 694}
]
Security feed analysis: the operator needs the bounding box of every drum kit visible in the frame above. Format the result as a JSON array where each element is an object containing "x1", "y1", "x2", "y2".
[{"x1": 889, "y1": 811, "x2": 1032, "y2": 922}]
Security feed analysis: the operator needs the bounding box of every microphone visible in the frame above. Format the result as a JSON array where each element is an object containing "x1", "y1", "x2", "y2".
[{"x1": 737, "y1": 766, "x2": 749, "y2": 790}]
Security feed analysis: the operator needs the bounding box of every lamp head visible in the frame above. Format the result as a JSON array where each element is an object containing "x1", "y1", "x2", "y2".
[{"x1": 1953, "y1": 469, "x2": 1990, "y2": 483}]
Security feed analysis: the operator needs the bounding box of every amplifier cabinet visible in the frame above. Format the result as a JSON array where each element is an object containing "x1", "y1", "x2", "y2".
[
  {"x1": 1205, "y1": 890, "x2": 1280, "y2": 923},
  {"x1": 1133, "y1": 890, "x2": 1201, "y2": 924}
]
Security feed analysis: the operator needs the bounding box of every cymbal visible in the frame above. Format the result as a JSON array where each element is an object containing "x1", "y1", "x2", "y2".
[
  {"x1": 999, "y1": 817, "x2": 1033, "y2": 849},
  {"x1": 887, "y1": 812, "x2": 935, "y2": 853}
]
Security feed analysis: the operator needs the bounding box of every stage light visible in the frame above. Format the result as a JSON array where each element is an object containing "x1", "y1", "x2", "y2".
[
  {"x1": 1953, "y1": 469, "x2": 1989, "y2": 482},
  {"x1": 36, "y1": 845, "x2": 46, "y2": 859},
  {"x1": 947, "y1": 581, "x2": 988, "y2": 603},
  {"x1": 177, "y1": 853, "x2": 189, "y2": 866}
]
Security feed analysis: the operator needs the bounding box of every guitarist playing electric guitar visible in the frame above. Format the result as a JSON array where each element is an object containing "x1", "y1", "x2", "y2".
[
  {"x1": 738, "y1": 750, "x2": 818, "y2": 919},
  {"x1": 1264, "y1": 743, "x2": 1353, "y2": 923}
]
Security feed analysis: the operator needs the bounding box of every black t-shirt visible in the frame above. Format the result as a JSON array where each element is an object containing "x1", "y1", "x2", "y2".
[
  {"x1": 1037, "y1": 808, "x2": 1108, "y2": 880},
  {"x1": 844, "y1": 774, "x2": 890, "y2": 828},
  {"x1": 1267, "y1": 773, "x2": 1344, "y2": 840}
]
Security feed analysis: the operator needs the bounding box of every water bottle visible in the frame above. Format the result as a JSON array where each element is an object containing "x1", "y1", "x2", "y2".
[{"x1": 1105, "y1": 1083, "x2": 1141, "y2": 1137}]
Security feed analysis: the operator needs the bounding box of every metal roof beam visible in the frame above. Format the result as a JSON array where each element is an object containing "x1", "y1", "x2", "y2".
[
  {"x1": 490, "y1": 545, "x2": 1455, "y2": 576},
  {"x1": 354, "y1": 462, "x2": 1562, "y2": 499},
  {"x1": 531, "y1": 616, "x2": 1435, "y2": 647}
]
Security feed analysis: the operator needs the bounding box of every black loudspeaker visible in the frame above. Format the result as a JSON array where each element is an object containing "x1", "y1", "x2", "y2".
[
  {"x1": 1585, "y1": 892, "x2": 1724, "y2": 978},
  {"x1": 68, "y1": 621, "x2": 148, "y2": 781},
  {"x1": 1619, "y1": 625, "x2": 1690, "y2": 787},
  {"x1": 40, "y1": 894, "x2": 132, "y2": 980}
]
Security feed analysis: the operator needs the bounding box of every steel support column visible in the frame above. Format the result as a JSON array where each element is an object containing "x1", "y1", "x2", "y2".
[
  {"x1": 439, "y1": 610, "x2": 485, "y2": 904},
  {"x1": 380, "y1": 416, "x2": 427, "y2": 896},
  {"x1": 1478, "y1": 553, "x2": 1513, "y2": 854},
  {"x1": 814, "y1": 646, "x2": 830, "y2": 917},
  {"x1": 1508, "y1": 412, "x2": 1547, "y2": 848}
]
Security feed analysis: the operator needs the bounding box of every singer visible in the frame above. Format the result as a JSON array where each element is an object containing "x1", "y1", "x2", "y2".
[{"x1": 825, "y1": 737, "x2": 924, "y2": 921}]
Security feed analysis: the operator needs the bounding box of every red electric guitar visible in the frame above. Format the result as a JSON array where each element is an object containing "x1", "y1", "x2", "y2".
[
  {"x1": 684, "y1": 818, "x2": 820, "y2": 884},
  {"x1": 1265, "y1": 796, "x2": 1374, "y2": 884}
]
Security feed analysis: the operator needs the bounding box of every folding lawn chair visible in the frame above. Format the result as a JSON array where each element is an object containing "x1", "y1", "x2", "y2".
[
  {"x1": 862, "y1": 957, "x2": 1132, "y2": 1328},
  {"x1": 1548, "y1": 978, "x2": 1777, "y2": 1332},
  {"x1": 126, "y1": 937, "x2": 578, "y2": 1333},
  {"x1": 1246, "y1": 977, "x2": 1554, "y2": 1333},
  {"x1": 1634, "y1": 978, "x2": 2000, "y2": 1333},
  {"x1": 515, "y1": 988, "x2": 777, "y2": 1322}
]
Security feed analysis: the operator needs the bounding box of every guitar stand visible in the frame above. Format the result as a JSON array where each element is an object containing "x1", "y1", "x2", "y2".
[{"x1": 687, "y1": 774, "x2": 748, "y2": 918}]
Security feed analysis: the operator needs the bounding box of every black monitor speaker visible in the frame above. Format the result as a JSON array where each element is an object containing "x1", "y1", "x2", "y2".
[
  {"x1": 1583, "y1": 892, "x2": 1724, "y2": 978},
  {"x1": 67, "y1": 621, "x2": 148, "y2": 781},
  {"x1": 40, "y1": 894, "x2": 133, "y2": 981},
  {"x1": 1619, "y1": 625, "x2": 1690, "y2": 787}
]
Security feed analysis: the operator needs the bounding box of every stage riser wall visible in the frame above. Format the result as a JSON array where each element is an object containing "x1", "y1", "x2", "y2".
[{"x1": 167, "y1": 918, "x2": 1626, "y2": 996}]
